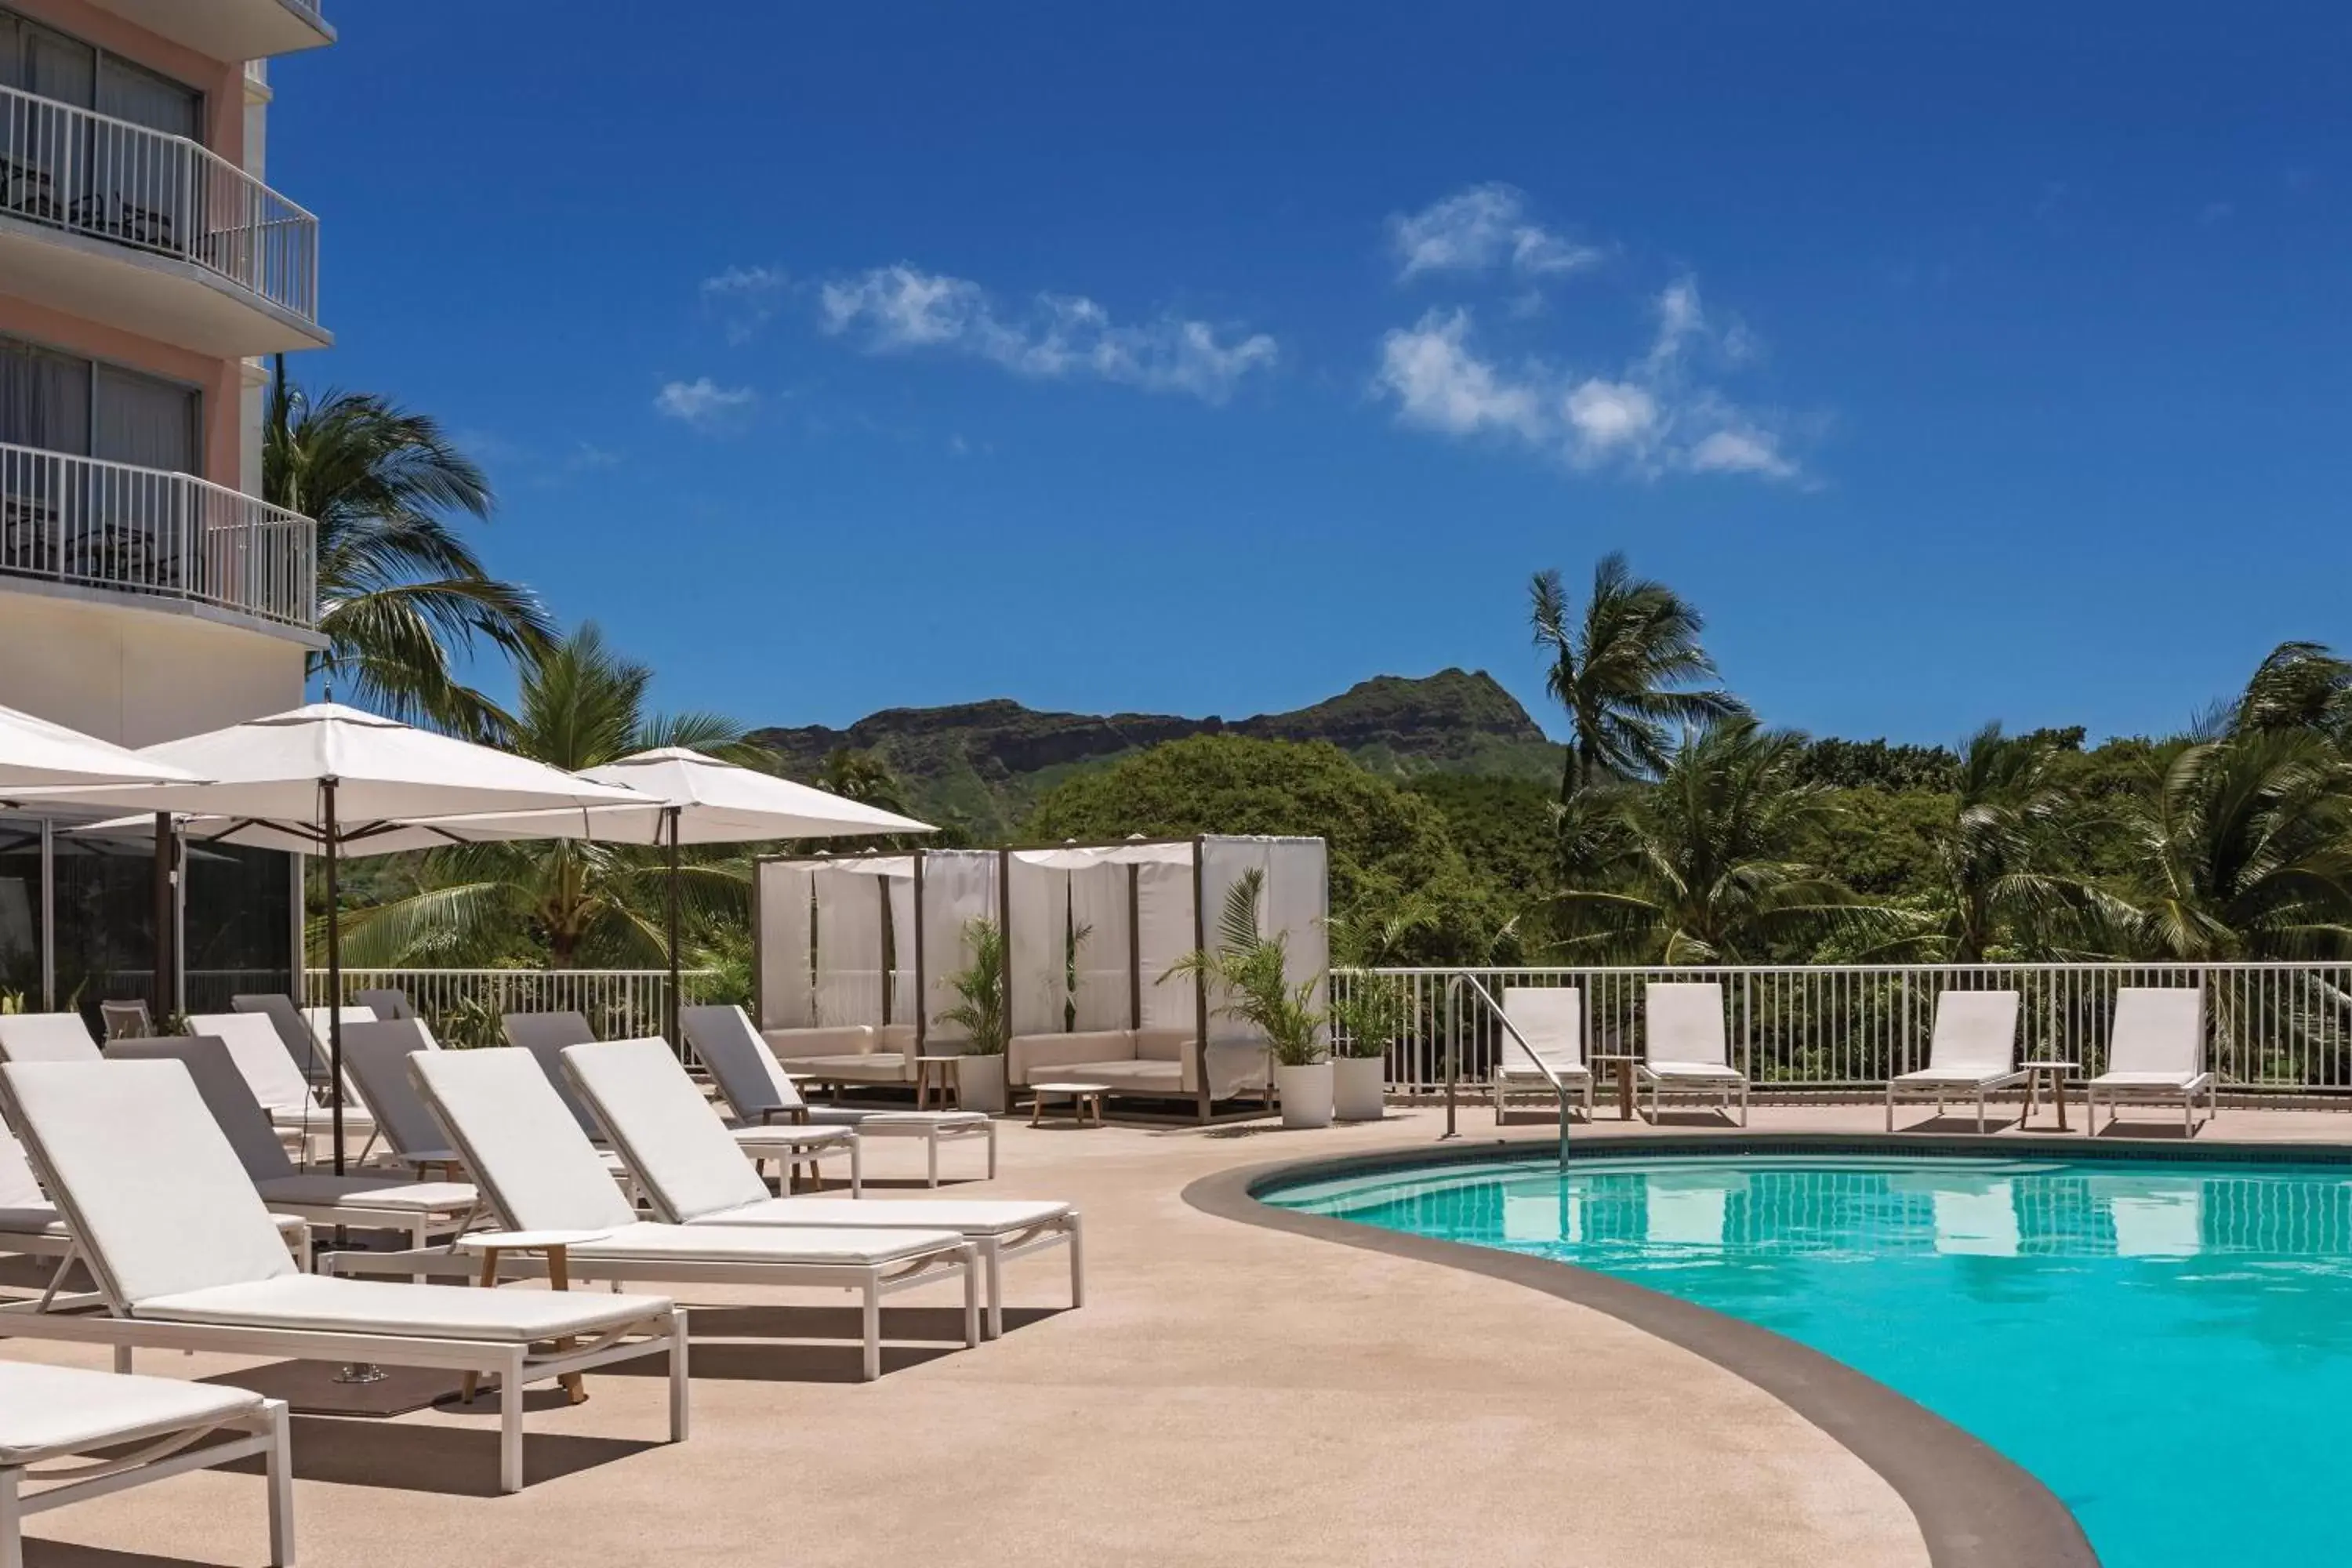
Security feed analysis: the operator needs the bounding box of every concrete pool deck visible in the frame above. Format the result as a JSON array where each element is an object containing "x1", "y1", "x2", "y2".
[{"x1": 11, "y1": 1098, "x2": 2349, "y2": 1566}]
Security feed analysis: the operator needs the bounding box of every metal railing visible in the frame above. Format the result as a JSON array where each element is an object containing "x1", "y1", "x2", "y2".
[
  {"x1": 0, "y1": 81, "x2": 320, "y2": 326},
  {"x1": 0, "y1": 441, "x2": 316, "y2": 626},
  {"x1": 304, "y1": 967, "x2": 726, "y2": 1049},
  {"x1": 1336, "y1": 962, "x2": 2352, "y2": 1098}
]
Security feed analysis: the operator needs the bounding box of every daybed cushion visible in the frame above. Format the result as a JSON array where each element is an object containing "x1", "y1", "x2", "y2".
[
  {"x1": 136, "y1": 1273, "x2": 673, "y2": 1341},
  {"x1": 1010, "y1": 1030, "x2": 1139, "y2": 1086},
  {"x1": 773, "y1": 1052, "x2": 909, "y2": 1084},
  {"x1": 1058, "y1": 1059, "x2": 1185, "y2": 1096},
  {"x1": 689, "y1": 1196, "x2": 1071, "y2": 1237},
  {"x1": 765, "y1": 1025, "x2": 878, "y2": 1058},
  {"x1": 568, "y1": 1219, "x2": 963, "y2": 1267},
  {"x1": 0, "y1": 1361, "x2": 266, "y2": 1463}
]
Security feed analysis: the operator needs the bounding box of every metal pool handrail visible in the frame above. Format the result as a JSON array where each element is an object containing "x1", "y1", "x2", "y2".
[{"x1": 1445, "y1": 971, "x2": 1569, "y2": 1170}]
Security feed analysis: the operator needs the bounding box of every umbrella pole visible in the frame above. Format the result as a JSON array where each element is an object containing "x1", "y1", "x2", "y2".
[
  {"x1": 324, "y1": 779, "x2": 344, "y2": 1176},
  {"x1": 666, "y1": 805, "x2": 683, "y2": 1057}
]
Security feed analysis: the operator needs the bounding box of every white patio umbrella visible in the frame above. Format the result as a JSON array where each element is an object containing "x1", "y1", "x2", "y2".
[
  {"x1": 399, "y1": 748, "x2": 935, "y2": 1046},
  {"x1": 21, "y1": 703, "x2": 648, "y2": 1171},
  {"x1": 0, "y1": 701, "x2": 206, "y2": 792}
]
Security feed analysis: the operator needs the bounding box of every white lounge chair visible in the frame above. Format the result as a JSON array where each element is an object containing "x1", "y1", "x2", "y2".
[
  {"x1": 230, "y1": 994, "x2": 331, "y2": 1082},
  {"x1": 2088, "y1": 988, "x2": 2216, "y2": 1134},
  {"x1": 0, "y1": 1058, "x2": 688, "y2": 1494},
  {"x1": 1636, "y1": 982, "x2": 1748, "y2": 1125},
  {"x1": 563, "y1": 1036, "x2": 1080, "y2": 1339},
  {"x1": 187, "y1": 1011, "x2": 378, "y2": 1156},
  {"x1": 395, "y1": 1047, "x2": 980, "y2": 1381},
  {"x1": 684, "y1": 1004, "x2": 998, "y2": 1186},
  {"x1": 105, "y1": 1036, "x2": 480, "y2": 1251},
  {"x1": 353, "y1": 987, "x2": 417, "y2": 1021},
  {"x1": 98, "y1": 1000, "x2": 154, "y2": 1040},
  {"x1": 1491, "y1": 987, "x2": 1594, "y2": 1124},
  {"x1": 1884, "y1": 989, "x2": 2027, "y2": 1132},
  {"x1": 0, "y1": 1361, "x2": 292, "y2": 1568},
  {"x1": 505, "y1": 1011, "x2": 860, "y2": 1192},
  {"x1": 339, "y1": 1020, "x2": 465, "y2": 1176},
  {"x1": 0, "y1": 1013, "x2": 101, "y2": 1064}
]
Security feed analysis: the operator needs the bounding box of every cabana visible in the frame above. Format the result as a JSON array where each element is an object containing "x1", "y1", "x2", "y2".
[{"x1": 756, "y1": 837, "x2": 1327, "y2": 1120}]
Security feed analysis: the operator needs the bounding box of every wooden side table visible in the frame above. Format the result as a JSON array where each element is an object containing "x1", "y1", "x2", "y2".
[
  {"x1": 914, "y1": 1054, "x2": 964, "y2": 1112},
  {"x1": 2018, "y1": 1060, "x2": 2079, "y2": 1132},
  {"x1": 454, "y1": 1229, "x2": 611, "y2": 1405},
  {"x1": 1589, "y1": 1053, "x2": 1641, "y2": 1120},
  {"x1": 1029, "y1": 1082, "x2": 1109, "y2": 1127}
]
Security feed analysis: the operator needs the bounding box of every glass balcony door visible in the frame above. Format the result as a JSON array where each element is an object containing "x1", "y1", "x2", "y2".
[{"x1": 0, "y1": 9, "x2": 203, "y2": 259}]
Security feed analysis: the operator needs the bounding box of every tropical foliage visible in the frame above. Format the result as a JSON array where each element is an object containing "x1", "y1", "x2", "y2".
[
  {"x1": 339, "y1": 624, "x2": 759, "y2": 967},
  {"x1": 935, "y1": 917, "x2": 1011, "y2": 1055},
  {"x1": 1161, "y1": 869, "x2": 1327, "y2": 1066},
  {"x1": 267, "y1": 377, "x2": 552, "y2": 739}
]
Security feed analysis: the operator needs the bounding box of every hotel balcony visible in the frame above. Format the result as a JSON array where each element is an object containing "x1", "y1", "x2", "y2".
[
  {"x1": 80, "y1": 0, "x2": 333, "y2": 63},
  {"x1": 0, "y1": 82, "x2": 327, "y2": 357},
  {"x1": 0, "y1": 439, "x2": 316, "y2": 630}
]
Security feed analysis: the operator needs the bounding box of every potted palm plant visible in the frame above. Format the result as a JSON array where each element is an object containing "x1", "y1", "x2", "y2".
[
  {"x1": 935, "y1": 916, "x2": 1009, "y2": 1114},
  {"x1": 1165, "y1": 869, "x2": 1332, "y2": 1128},
  {"x1": 1327, "y1": 973, "x2": 1406, "y2": 1121}
]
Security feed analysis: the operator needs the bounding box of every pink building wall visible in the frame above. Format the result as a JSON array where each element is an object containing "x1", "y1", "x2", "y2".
[{"x1": 0, "y1": 293, "x2": 245, "y2": 486}]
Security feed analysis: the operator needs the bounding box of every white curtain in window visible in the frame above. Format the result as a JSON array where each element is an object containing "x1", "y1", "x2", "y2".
[
  {"x1": 93, "y1": 365, "x2": 194, "y2": 472},
  {"x1": 0, "y1": 339, "x2": 91, "y2": 453}
]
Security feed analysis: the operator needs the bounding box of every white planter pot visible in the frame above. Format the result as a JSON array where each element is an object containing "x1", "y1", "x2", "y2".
[
  {"x1": 958, "y1": 1053, "x2": 1007, "y2": 1116},
  {"x1": 1276, "y1": 1061, "x2": 1335, "y2": 1130},
  {"x1": 1331, "y1": 1055, "x2": 1387, "y2": 1121}
]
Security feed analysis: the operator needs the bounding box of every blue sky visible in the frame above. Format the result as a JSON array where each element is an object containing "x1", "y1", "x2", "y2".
[{"x1": 270, "y1": 2, "x2": 2352, "y2": 746}]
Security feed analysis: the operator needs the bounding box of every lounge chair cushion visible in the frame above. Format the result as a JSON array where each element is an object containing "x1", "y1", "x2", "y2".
[
  {"x1": 0, "y1": 1013, "x2": 100, "y2": 1064},
  {"x1": 339, "y1": 1022, "x2": 456, "y2": 1162},
  {"x1": 2105, "y1": 989, "x2": 2205, "y2": 1077},
  {"x1": 560, "y1": 1038, "x2": 772, "y2": 1220},
  {"x1": 0, "y1": 1126, "x2": 42, "y2": 1208},
  {"x1": 1893, "y1": 1067, "x2": 2021, "y2": 1088},
  {"x1": 251, "y1": 1174, "x2": 476, "y2": 1214},
  {"x1": 1501, "y1": 986, "x2": 1586, "y2": 1076},
  {"x1": 1646, "y1": 982, "x2": 1730, "y2": 1068},
  {"x1": 691, "y1": 1196, "x2": 1070, "y2": 1237},
  {"x1": 186, "y1": 1013, "x2": 318, "y2": 1113},
  {"x1": 499, "y1": 1013, "x2": 604, "y2": 1134},
  {"x1": 1643, "y1": 1060, "x2": 1743, "y2": 1081},
  {"x1": 1923, "y1": 991, "x2": 2021, "y2": 1076},
  {"x1": 411, "y1": 1048, "x2": 637, "y2": 1232},
  {"x1": 775, "y1": 1052, "x2": 908, "y2": 1083},
  {"x1": 683, "y1": 1004, "x2": 808, "y2": 1120},
  {"x1": 0, "y1": 1362, "x2": 267, "y2": 1464},
  {"x1": 2089, "y1": 1070, "x2": 2208, "y2": 1089},
  {"x1": 569, "y1": 1219, "x2": 964, "y2": 1266},
  {"x1": 0, "y1": 1206, "x2": 66, "y2": 1239},
  {"x1": 136, "y1": 1272, "x2": 671, "y2": 1341},
  {"x1": 2, "y1": 1060, "x2": 299, "y2": 1305},
  {"x1": 762, "y1": 1025, "x2": 881, "y2": 1058}
]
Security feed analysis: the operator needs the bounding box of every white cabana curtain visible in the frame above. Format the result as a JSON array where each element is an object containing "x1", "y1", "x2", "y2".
[
  {"x1": 1005, "y1": 855, "x2": 1073, "y2": 1037},
  {"x1": 921, "y1": 848, "x2": 1000, "y2": 1043},
  {"x1": 1134, "y1": 854, "x2": 1199, "y2": 1035},
  {"x1": 811, "y1": 865, "x2": 886, "y2": 1026},
  {"x1": 887, "y1": 867, "x2": 917, "y2": 1025},
  {"x1": 1265, "y1": 837, "x2": 1331, "y2": 1048},
  {"x1": 1196, "y1": 837, "x2": 1270, "y2": 1044},
  {"x1": 756, "y1": 859, "x2": 815, "y2": 1029},
  {"x1": 1070, "y1": 860, "x2": 1133, "y2": 1031}
]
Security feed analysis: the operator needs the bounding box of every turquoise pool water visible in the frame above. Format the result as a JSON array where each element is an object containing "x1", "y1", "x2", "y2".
[{"x1": 1269, "y1": 1154, "x2": 2352, "y2": 1568}]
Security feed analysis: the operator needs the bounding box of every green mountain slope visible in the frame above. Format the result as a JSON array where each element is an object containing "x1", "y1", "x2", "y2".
[{"x1": 750, "y1": 668, "x2": 1563, "y2": 837}]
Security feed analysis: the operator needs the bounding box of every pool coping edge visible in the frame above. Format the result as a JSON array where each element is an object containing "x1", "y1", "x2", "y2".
[{"x1": 1181, "y1": 1131, "x2": 2111, "y2": 1568}]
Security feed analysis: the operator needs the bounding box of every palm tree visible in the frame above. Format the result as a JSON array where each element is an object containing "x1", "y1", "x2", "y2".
[
  {"x1": 1558, "y1": 717, "x2": 1867, "y2": 964},
  {"x1": 2229, "y1": 641, "x2": 2352, "y2": 740},
  {"x1": 1927, "y1": 724, "x2": 2114, "y2": 962},
  {"x1": 340, "y1": 623, "x2": 758, "y2": 968},
  {"x1": 818, "y1": 748, "x2": 909, "y2": 814},
  {"x1": 2114, "y1": 730, "x2": 2352, "y2": 962},
  {"x1": 267, "y1": 376, "x2": 554, "y2": 739},
  {"x1": 1528, "y1": 553, "x2": 1743, "y2": 804}
]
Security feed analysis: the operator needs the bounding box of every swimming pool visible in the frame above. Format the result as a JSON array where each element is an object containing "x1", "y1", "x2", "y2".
[{"x1": 1267, "y1": 1152, "x2": 2352, "y2": 1568}]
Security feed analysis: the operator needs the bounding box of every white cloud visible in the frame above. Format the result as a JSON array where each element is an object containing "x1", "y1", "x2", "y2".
[
  {"x1": 1375, "y1": 310, "x2": 1548, "y2": 441},
  {"x1": 700, "y1": 265, "x2": 791, "y2": 343},
  {"x1": 653, "y1": 377, "x2": 756, "y2": 424},
  {"x1": 1390, "y1": 183, "x2": 1602, "y2": 281},
  {"x1": 818, "y1": 264, "x2": 1276, "y2": 403},
  {"x1": 1371, "y1": 280, "x2": 1806, "y2": 484}
]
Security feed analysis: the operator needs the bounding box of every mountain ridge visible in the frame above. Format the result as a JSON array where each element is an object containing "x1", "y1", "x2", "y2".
[{"x1": 751, "y1": 668, "x2": 1563, "y2": 836}]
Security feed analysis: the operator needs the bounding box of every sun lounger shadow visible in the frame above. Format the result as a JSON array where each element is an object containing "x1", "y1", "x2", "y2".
[
  {"x1": 21, "y1": 1544, "x2": 238, "y2": 1567},
  {"x1": 270, "y1": 1416, "x2": 657, "y2": 1497}
]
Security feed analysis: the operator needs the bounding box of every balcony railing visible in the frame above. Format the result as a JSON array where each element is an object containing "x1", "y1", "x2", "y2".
[
  {"x1": 0, "y1": 441, "x2": 316, "y2": 627},
  {"x1": 0, "y1": 82, "x2": 319, "y2": 328}
]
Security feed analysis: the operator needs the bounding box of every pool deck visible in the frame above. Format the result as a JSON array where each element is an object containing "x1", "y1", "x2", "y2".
[{"x1": 12, "y1": 1097, "x2": 2348, "y2": 1567}]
